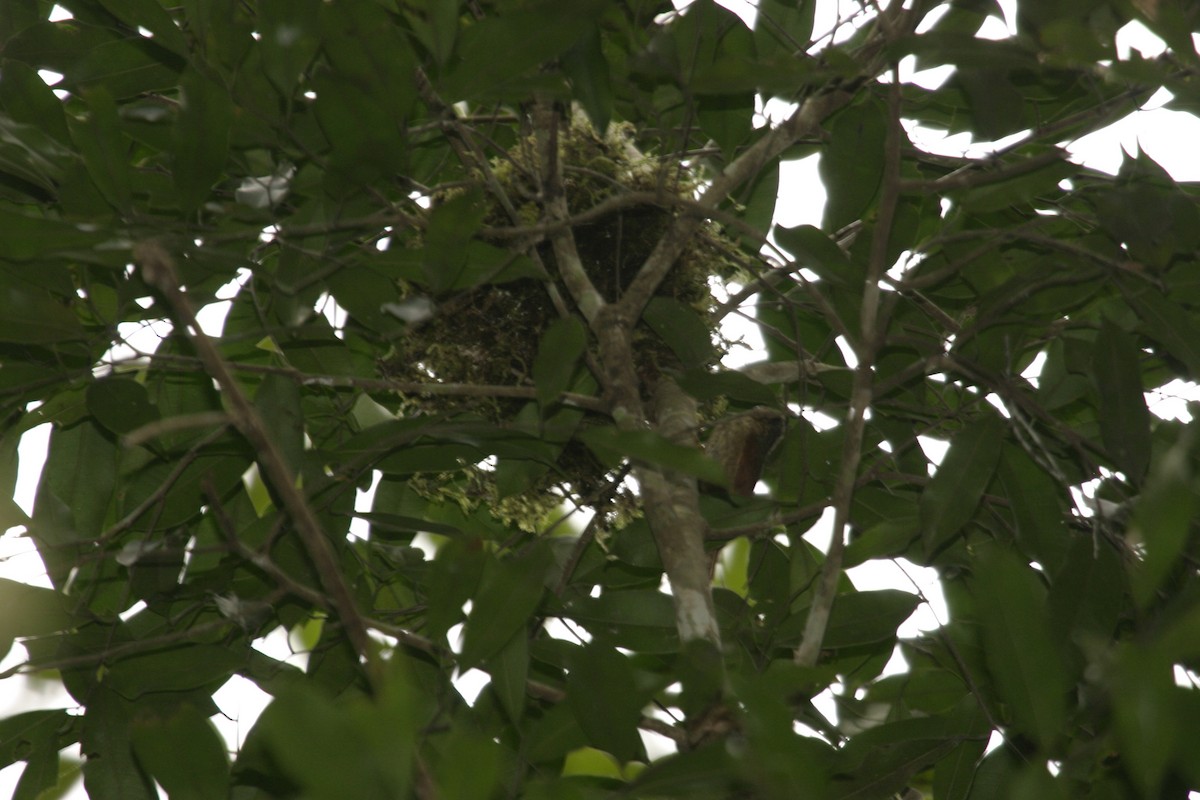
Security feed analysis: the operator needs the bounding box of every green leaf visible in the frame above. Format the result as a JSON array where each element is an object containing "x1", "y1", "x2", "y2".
[
  {"x1": 562, "y1": 26, "x2": 613, "y2": 134},
  {"x1": 1092, "y1": 319, "x2": 1151, "y2": 482},
  {"x1": 173, "y1": 68, "x2": 233, "y2": 211},
  {"x1": 1047, "y1": 533, "x2": 1125, "y2": 642},
  {"x1": 1111, "y1": 646, "x2": 1182, "y2": 798},
  {"x1": 0, "y1": 112, "x2": 74, "y2": 194},
  {"x1": 105, "y1": 644, "x2": 245, "y2": 697},
  {"x1": 533, "y1": 316, "x2": 587, "y2": 411},
  {"x1": 431, "y1": 729, "x2": 506, "y2": 800},
  {"x1": 933, "y1": 737, "x2": 987, "y2": 800},
  {"x1": 755, "y1": 0, "x2": 816, "y2": 59},
  {"x1": 920, "y1": 415, "x2": 1005, "y2": 555},
  {"x1": 578, "y1": 425, "x2": 727, "y2": 486},
  {"x1": 1128, "y1": 435, "x2": 1195, "y2": 607},
  {"x1": 566, "y1": 643, "x2": 645, "y2": 762},
  {"x1": 487, "y1": 627, "x2": 528, "y2": 722},
  {"x1": 254, "y1": 372, "x2": 304, "y2": 474},
  {"x1": 820, "y1": 98, "x2": 887, "y2": 232},
  {"x1": 86, "y1": 377, "x2": 160, "y2": 437},
  {"x1": 698, "y1": 92, "x2": 755, "y2": 160},
  {"x1": 440, "y1": 4, "x2": 599, "y2": 101},
  {"x1": 0, "y1": 208, "x2": 104, "y2": 263},
  {"x1": 350, "y1": 511, "x2": 462, "y2": 540},
  {"x1": 422, "y1": 189, "x2": 487, "y2": 290},
  {"x1": 130, "y1": 704, "x2": 229, "y2": 800},
  {"x1": 13, "y1": 736, "x2": 60, "y2": 800},
  {"x1": 95, "y1": 0, "x2": 189, "y2": 54},
  {"x1": 773, "y1": 223, "x2": 861, "y2": 285},
  {"x1": 642, "y1": 296, "x2": 717, "y2": 370},
  {"x1": 81, "y1": 687, "x2": 157, "y2": 800},
  {"x1": 833, "y1": 708, "x2": 985, "y2": 800},
  {"x1": 253, "y1": 679, "x2": 415, "y2": 800},
  {"x1": 459, "y1": 546, "x2": 550, "y2": 669},
  {"x1": 68, "y1": 87, "x2": 132, "y2": 213},
  {"x1": 0, "y1": 283, "x2": 87, "y2": 344},
  {"x1": 0, "y1": 579, "x2": 73, "y2": 662},
  {"x1": 972, "y1": 546, "x2": 1069, "y2": 751},
  {"x1": 565, "y1": 589, "x2": 680, "y2": 653},
  {"x1": 677, "y1": 367, "x2": 779, "y2": 406},
  {"x1": 257, "y1": 0, "x2": 322, "y2": 95},
  {"x1": 822, "y1": 589, "x2": 920, "y2": 648},
  {"x1": 1124, "y1": 281, "x2": 1200, "y2": 379}
]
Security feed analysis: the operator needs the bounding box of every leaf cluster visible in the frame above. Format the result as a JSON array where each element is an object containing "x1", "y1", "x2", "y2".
[{"x1": 3, "y1": 0, "x2": 1200, "y2": 799}]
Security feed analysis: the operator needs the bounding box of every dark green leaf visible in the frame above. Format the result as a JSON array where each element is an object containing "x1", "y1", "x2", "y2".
[
  {"x1": 1128, "y1": 435, "x2": 1195, "y2": 607},
  {"x1": 95, "y1": 0, "x2": 189, "y2": 54},
  {"x1": 0, "y1": 579, "x2": 73, "y2": 662},
  {"x1": 257, "y1": 0, "x2": 322, "y2": 95},
  {"x1": 972, "y1": 546, "x2": 1069, "y2": 751},
  {"x1": 0, "y1": 209, "x2": 104, "y2": 263},
  {"x1": 68, "y1": 87, "x2": 132, "y2": 213},
  {"x1": 774, "y1": 223, "x2": 861, "y2": 285},
  {"x1": 487, "y1": 627, "x2": 528, "y2": 722},
  {"x1": 533, "y1": 316, "x2": 587, "y2": 410},
  {"x1": 254, "y1": 373, "x2": 304, "y2": 474},
  {"x1": 563, "y1": 26, "x2": 613, "y2": 134},
  {"x1": 820, "y1": 99, "x2": 887, "y2": 232},
  {"x1": 643, "y1": 296, "x2": 717, "y2": 370},
  {"x1": 350, "y1": 511, "x2": 462, "y2": 539},
  {"x1": 933, "y1": 737, "x2": 987, "y2": 800},
  {"x1": 440, "y1": 4, "x2": 599, "y2": 101},
  {"x1": 566, "y1": 643, "x2": 645, "y2": 762},
  {"x1": 459, "y1": 546, "x2": 550, "y2": 669},
  {"x1": 578, "y1": 425, "x2": 727, "y2": 486},
  {"x1": 105, "y1": 645, "x2": 245, "y2": 697},
  {"x1": 81, "y1": 687, "x2": 157, "y2": 800},
  {"x1": 921, "y1": 415, "x2": 1005, "y2": 555},
  {"x1": 86, "y1": 377, "x2": 160, "y2": 437},
  {"x1": 565, "y1": 589, "x2": 680, "y2": 653},
  {"x1": 173, "y1": 68, "x2": 233, "y2": 211},
  {"x1": 130, "y1": 704, "x2": 229, "y2": 800},
  {"x1": 1092, "y1": 318, "x2": 1151, "y2": 482}
]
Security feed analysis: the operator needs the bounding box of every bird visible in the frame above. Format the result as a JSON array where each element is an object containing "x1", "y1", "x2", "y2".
[{"x1": 704, "y1": 406, "x2": 787, "y2": 497}]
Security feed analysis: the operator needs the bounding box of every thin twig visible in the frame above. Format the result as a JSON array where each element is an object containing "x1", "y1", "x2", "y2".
[{"x1": 795, "y1": 69, "x2": 904, "y2": 668}]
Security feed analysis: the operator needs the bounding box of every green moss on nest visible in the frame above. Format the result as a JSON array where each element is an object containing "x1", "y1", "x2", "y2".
[{"x1": 378, "y1": 119, "x2": 743, "y2": 528}]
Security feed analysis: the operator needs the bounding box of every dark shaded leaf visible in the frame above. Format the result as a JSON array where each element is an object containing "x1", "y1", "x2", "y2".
[
  {"x1": 820, "y1": 99, "x2": 887, "y2": 232},
  {"x1": 921, "y1": 415, "x2": 1005, "y2": 555},
  {"x1": 579, "y1": 425, "x2": 727, "y2": 486},
  {"x1": 172, "y1": 68, "x2": 233, "y2": 211},
  {"x1": 972, "y1": 546, "x2": 1069, "y2": 751},
  {"x1": 130, "y1": 704, "x2": 230, "y2": 800},
  {"x1": 459, "y1": 546, "x2": 551, "y2": 669},
  {"x1": 534, "y1": 316, "x2": 587, "y2": 410},
  {"x1": 1092, "y1": 318, "x2": 1151, "y2": 483},
  {"x1": 566, "y1": 643, "x2": 645, "y2": 761}
]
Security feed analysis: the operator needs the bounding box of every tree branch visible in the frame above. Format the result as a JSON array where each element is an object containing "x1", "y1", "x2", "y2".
[
  {"x1": 134, "y1": 241, "x2": 380, "y2": 687},
  {"x1": 795, "y1": 71, "x2": 904, "y2": 668}
]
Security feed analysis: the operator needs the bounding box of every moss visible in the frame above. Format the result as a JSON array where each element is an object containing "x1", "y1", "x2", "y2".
[{"x1": 378, "y1": 118, "x2": 743, "y2": 528}]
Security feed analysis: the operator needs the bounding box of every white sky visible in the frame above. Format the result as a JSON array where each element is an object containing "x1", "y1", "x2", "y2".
[{"x1": 4, "y1": 1, "x2": 1200, "y2": 795}]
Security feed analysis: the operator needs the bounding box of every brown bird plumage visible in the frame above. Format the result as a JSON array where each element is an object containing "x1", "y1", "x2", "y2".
[{"x1": 704, "y1": 407, "x2": 787, "y2": 497}]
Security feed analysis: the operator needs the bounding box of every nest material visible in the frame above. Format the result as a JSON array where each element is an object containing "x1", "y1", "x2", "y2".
[{"x1": 377, "y1": 121, "x2": 743, "y2": 522}]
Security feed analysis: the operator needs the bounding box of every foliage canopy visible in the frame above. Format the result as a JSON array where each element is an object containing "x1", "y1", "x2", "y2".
[{"x1": 3, "y1": 0, "x2": 1200, "y2": 798}]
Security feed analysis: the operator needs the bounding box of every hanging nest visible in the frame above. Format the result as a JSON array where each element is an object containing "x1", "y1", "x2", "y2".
[{"x1": 376, "y1": 119, "x2": 745, "y2": 526}]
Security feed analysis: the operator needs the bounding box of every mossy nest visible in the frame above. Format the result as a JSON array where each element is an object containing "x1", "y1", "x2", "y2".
[{"x1": 377, "y1": 120, "x2": 743, "y2": 525}]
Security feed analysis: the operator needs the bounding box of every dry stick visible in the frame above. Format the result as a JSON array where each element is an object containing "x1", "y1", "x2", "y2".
[
  {"x1": 794, "y1": 71, "x2": 904, "y2": 668},
  {"x1": 134, "y1": 241, "x2": 379, "y2": 687}
]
